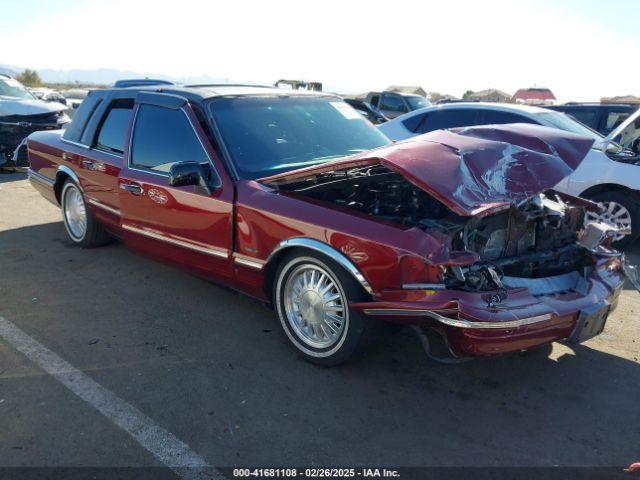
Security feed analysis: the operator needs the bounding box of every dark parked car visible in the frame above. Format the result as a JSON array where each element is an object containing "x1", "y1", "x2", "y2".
[
  {"x1": 113, "y1": 78, "x2": 175, "y2": 88},
  {"x1": 26, "y1": 85, "x2": 635, "y2": 366},
  {"x1": 342, "y1": 98, "x2": 387, "y2": 124},
  {"x1": 365, "y1": 90, "x2": 430, "y2": 119},
  {"x1": 546, "y1": 103, "x2": 640, "y2": 153}
]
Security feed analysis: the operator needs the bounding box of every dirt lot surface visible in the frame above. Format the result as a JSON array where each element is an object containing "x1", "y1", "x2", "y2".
[{"x1": 1, "y1": 172, "x2": 639, "y2": 476}]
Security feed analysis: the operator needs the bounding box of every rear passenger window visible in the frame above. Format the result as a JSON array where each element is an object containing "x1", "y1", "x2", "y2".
[
  {"x1": 130, "y1": 104, "x2": 209, "y2": 173},
  {"x1": 416, "y1": 109, "x2": 481, "y2": 134},
  {"x1": 95, "y1": 99, "x2": 133, "y2": 154},
  {"x1": 480, "y1": 110, "x2": 537, "y2": 125},
  {"x1": 403, "y1": 112, "x2": 427, "y2": 132}
]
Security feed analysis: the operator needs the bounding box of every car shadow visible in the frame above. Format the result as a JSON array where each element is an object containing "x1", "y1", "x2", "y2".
[
  {"x1": 0, "y1": 221, "x2": 639, "y2": 468},
  {"x1": 0, "y1": 170, "x2": 27, "y2": 184}
]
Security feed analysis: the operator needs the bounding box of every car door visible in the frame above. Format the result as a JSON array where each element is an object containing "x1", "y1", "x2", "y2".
[
  {"x1": 118, "y1": 92, "x2": 234, "y2": 279},
  {"x1": 75, "y1": 96, "x2": 134, "y2": 230}
]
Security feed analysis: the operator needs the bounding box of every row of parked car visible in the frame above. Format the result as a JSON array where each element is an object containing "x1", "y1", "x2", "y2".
[{"x1": 3, "y1": 73, "x2": 640, "y2": 247}]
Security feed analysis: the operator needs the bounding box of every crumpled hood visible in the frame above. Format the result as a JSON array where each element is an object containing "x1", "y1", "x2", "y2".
[
  {"x1": 0, "y1": 96, "x2": 68, "y2": 117},
  {"x1": 261, "y1": 123, "x2": 594, "y2": 216}
]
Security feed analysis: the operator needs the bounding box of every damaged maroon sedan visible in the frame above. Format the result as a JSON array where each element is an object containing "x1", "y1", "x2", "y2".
[{"x1": 26, "y1": 86, "x2": 635, "y2": 366}]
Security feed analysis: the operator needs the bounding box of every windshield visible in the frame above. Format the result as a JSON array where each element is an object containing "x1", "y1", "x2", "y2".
[
  {"x1": 535, "y1": 111, "x2": 618, "y2": 151},
  {"x1": 209, "y1": 96, "x2": 391, "y2": 179},
  {"x1": 0, "y1": 78, "x2": 35, "y2": 100},
  {"x1": 406, "y1": 96, "x2": 430, "y2": 110}
]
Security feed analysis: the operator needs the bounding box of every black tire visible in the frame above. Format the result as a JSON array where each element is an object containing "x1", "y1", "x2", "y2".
[
  {"x1": 273, "y1": 250, "x2": 381, "y2": 366},
  {"x1": 60, "y1": 179, "x2": 111, "y2": 248},
  {"x1": 585, "y1": 190, "x2": 640, "y2": 249}
]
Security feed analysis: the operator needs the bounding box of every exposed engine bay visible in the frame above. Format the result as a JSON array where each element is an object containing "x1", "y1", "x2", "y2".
[
  {"x1": 0, "y1": 75, "x2": 70, "y2": 168},
  {"x1": 0, "y1": 112, "x2": 67, "y2": 167},
  {"x1": 274, "y1": 164, "x2": 620, "y2": 294}
]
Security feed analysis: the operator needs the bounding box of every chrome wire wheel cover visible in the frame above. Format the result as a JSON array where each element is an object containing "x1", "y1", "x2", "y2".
[
  {"x1": 585, "y1": 201, "x2": 632, "y2": 241},
  {"x1": 283, "y1": 264, "x2": 347, "y2": 349},
  {"x1": 63, "y1": 185, "x2": 87, "y2": 240}
]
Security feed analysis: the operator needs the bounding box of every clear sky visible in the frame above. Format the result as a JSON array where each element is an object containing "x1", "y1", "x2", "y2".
[{"x1": 2, "y1": 0, "x2": 639, "y2": 101}]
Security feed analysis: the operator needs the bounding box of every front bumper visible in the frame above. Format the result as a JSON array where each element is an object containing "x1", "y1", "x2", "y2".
[
  {"x1": 1, "y1": 117, "x2": 68, "y2": 168},
  {"x1": 353, "y1": 262, "x2": 625, "y2": 357}
]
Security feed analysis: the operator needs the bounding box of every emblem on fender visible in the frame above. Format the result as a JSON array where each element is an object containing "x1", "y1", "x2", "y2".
[{"x1": 340, "y1": 243, "x2": 368, "y2": 263}]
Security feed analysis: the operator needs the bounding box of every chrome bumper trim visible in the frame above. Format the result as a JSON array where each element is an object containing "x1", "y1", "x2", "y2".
[
  {"x1": 402, "y1": 283, "x2": 446, "y2": 290},
  {"x1": 122, "y1": 224, "x2": 229, "y2": 259},
  {"x1": 362, "y1": 308, "x2": 553, "y2": 329}
]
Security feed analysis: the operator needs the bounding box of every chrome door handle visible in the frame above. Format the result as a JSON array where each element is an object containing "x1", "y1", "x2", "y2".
[
  {"x1": 82, "y1": 160, "x2": 95, "y2": 170},
  {"x1": 120, "y1": 183, "x2": 144, "y2": 195}
]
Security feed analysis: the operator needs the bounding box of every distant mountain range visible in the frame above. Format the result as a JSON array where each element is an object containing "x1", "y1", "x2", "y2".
[
  {"x1": 0, "y1": 65, "x2": 18, "y2": 78},
  {"x1": 0, "y1": 63, "x2": 255, "y2": 86}
]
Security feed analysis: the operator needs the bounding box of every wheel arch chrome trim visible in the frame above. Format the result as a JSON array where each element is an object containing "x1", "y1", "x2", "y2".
[
  {"x1": 266, "y1": 238, "x2": 374, "y2": 296},
  {"x1": 56, "y1": 165, "x2": 82, "y2": 190}
]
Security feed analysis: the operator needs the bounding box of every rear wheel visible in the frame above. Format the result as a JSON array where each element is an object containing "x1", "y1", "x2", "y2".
[
  {"x1": 584, "y1": 190, "x2": 640, "y2": 248},
  {"x1": 61, "y1": 179, "x2": 110, "y2": 248},
  {"x1": 274, "y1": 251, "x2": 380, "y2": 366}
]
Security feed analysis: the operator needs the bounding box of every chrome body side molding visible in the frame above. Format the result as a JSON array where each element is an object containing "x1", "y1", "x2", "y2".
[
  {"x1": 87, "y1": 198, "x2": 120, "y2": 216},
  {"x1": 27, "y1": 168, "x2": 55, "y2": 187},
  {"x1": 233, "y1": 254, "x2": 265, "y2": 270},
  {"x1": 122, "y1": 224, "x2": 229, "y2": 259}
]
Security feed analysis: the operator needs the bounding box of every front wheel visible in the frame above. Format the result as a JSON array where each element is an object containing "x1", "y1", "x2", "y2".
[
  {"x1": 274, "y1": 252, "x2": 380, "y2": 366},
  {"x1": 584, "y1": 190, "x2": 640, "y2": 248},
  {"x1": 61, "y1": 179, "x2": 110, "y2": 248}
]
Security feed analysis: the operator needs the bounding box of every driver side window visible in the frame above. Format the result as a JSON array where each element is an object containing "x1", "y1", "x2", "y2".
[{"x1": 130, "y1": 104, "x2": 209, "y2": 173}]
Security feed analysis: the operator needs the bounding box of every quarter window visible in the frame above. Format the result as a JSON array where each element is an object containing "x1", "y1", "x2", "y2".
[
  {"x1": 130, "y1": 104, "x2": 209, "y2": 173},
  {"x1": 95, "y1": 99, "x2": 134, "y2": 154}
]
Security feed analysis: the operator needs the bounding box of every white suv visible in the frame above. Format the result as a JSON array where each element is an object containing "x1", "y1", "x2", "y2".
[{"x1": 379, "y1": 102, "x2": 640, "y2": 246}]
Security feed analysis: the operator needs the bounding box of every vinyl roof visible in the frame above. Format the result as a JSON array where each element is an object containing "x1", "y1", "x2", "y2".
[{"x1": 110, "y1": 84, "x2": 334, "y2": 102}]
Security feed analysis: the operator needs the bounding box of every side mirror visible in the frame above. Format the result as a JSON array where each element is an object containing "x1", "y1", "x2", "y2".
[{"x1": 169, "y1": 161, "x2": 213, "y2": 194}]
